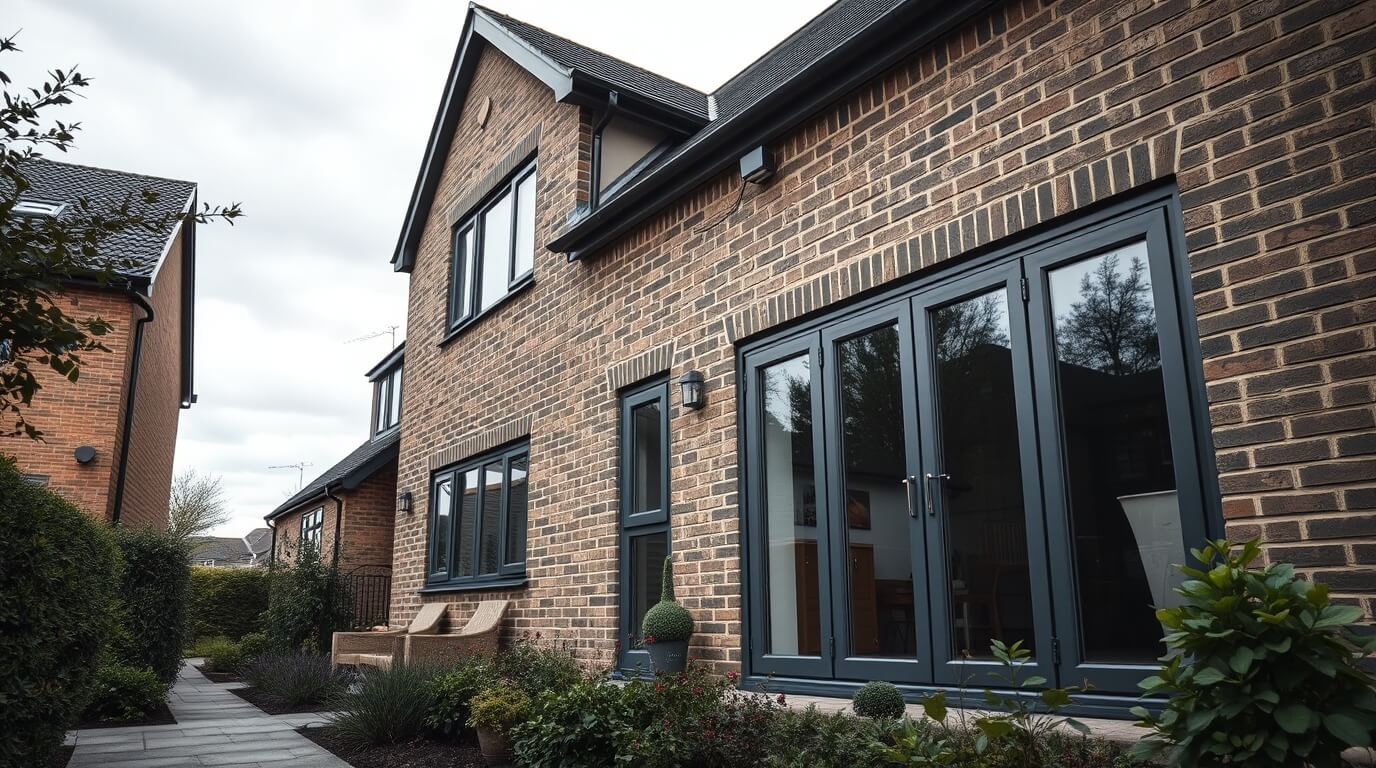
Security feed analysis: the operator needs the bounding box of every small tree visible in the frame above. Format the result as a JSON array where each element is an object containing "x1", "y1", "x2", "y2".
[
  {"x1": 167, "y1": 469, "x2": 230, "y2": 541},
  {"x1": 263, "y1": 536, "x2": 352, "y2": 653},
  {"x1": 1, "y1": 32, "x2": 242, "y2": 439}
]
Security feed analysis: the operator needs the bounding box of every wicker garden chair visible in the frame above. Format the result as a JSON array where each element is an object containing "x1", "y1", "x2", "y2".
[
  {"x1": 403, "y1": 600, "x2": 510, "y2": 665},
  {"x1": 330, "y1": 602, "x2": 447, "y2": 670}
]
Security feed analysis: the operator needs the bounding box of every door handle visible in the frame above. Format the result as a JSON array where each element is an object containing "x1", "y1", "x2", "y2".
[
  {"x1": 924, "y1": 473, "x2": 950, "y2": 517},
  {"x1": 902, "y1": 476, "x2": 917, "y2": 518}
]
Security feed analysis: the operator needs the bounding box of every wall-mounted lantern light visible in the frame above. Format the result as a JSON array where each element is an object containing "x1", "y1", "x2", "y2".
[
  {"x1": 397, "y1": 490, "x2": 413, "y2": 515},
  {"x1": 679, "y1": 370, "x2": 706, "y2": 411},
  {"x1": 74, "y1": 445, "x2": 97, "y2": 465}
]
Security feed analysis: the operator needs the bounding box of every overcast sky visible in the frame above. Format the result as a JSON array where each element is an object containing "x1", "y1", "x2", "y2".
[{"x1": 7, "y1": 0, "x2": 831, "y2": 536}]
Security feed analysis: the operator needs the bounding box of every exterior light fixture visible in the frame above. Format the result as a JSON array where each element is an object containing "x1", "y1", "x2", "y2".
[
  {"x1": 74, "y1": 445, "x2": 97, "y2": 465},
  {"x1": 679, "y1": 370, "x2": 706, "y2": 411},
  {"x1": 739, "y1": 146, "x2": 775, "y2": 185},
  {"x1": 397, "y1": 490, "x2": 413, "y2": 515}
]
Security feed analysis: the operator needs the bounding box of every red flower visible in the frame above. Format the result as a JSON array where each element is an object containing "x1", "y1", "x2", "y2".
[{"x1": 776, "y1": 693, "x2": 787, "y2": 705}]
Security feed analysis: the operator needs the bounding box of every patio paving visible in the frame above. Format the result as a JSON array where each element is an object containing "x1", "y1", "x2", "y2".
[{"x1": 63, "y1": 659, "x2": 348, "y2": 768}]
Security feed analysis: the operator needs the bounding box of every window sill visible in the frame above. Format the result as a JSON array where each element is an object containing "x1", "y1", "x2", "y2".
[
  {"x1": 438, "y1": 275, "x2": 534, "y2": 348},
  {"x1": 417, "y1": 576, "x2": 527, "y2": 594}
]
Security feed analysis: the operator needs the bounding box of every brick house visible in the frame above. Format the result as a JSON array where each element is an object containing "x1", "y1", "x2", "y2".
[
  {"x1": 384, "y1": 0, "x2": 1375, "y2": 712},
  {"x1": 2, "y1": 159, "x2": 201, "y2": 529},
  {"x1": 265, "y1": 343, "x2": 402, "y2": 578}
]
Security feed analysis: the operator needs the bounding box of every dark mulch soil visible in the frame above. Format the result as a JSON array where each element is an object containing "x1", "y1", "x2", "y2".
[
  {"x1": 195, "y1": 664, "x2": 241, "y2": 683},
  {"x1": 299, "y1": 726, "x2": 485, "y2": 768},
  {"x1": 48, "y1": 745, "x2": 74, "y2": 768},
  {"x1": 230, "y1": 686, "x2": 334, "y2": 715},
  {"x1": 73, "y1": 701, "x2": 177, "y2": 729}
]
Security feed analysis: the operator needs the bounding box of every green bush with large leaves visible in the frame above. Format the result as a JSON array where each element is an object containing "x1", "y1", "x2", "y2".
[
  {"x1": 188, "y1": 565, "x2": 269, "y2": 640},
  {"x1": 111, "y1": 526, "x2": 191, "y2": 687},
  {"x1": 1131, "y1": 538, "x2": 1376, "y2": 767},
  {"x1": 0, "y1": 456, "x2": 120, "y2": 766}
]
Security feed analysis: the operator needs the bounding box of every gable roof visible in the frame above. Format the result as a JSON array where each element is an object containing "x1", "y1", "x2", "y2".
[
  {"x1": 393, "y1": 0, "x2": 989, "y2": 269},
  {"x1": 266, "y1": 430, "x2": 400, "y2": 521},
  {"x1": 245, "y1": 527, "x2": 273, "y2": 556},
  {"x1": 189, "y1": 536, "x2": 252, "y2": 565},
  {"x1": 16, "y1": 157, "x2": 196, "y2": 280}
]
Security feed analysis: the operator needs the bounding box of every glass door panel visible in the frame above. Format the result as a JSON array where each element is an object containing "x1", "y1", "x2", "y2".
[
  {"x1": 913, "y1": 262, "x2": 1055, "y2": 686},
  {"x1": 746, "y1": 338, "x2": 834, "y2": 678},
  {"x1": 824, "y1": 306, "x2": 928, "y2": 683},
  {"x1": 1026, "y1": 209, "x2": 1209, "y2": 692}
]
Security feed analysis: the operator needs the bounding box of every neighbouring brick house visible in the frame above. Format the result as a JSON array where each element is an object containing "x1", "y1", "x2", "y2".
[
  {"x1": 266, "y1": 343, "x2": 402, "y2": 578},
  {"x1": 383, "y1": 0, "x2": 1375, "y2": 713},
  {"x1": 2, "y1": 158, "x2": 201, "y2": 529}
]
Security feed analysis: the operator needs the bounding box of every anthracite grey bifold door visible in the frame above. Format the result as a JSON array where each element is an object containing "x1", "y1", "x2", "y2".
[{"x1": 744, "y1": 194, "x2": 1209, "y2": 697}]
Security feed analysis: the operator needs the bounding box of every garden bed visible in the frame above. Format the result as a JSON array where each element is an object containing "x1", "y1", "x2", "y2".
[
  {"x1": 48, "y1": 745, "x2": 73, "y2": 768},
  {"x1": 231, "y1": 686, "x2": 333, "y2": 715},
  {"x1": 299, "y1": 727, "x2": 484, "y2": 768},
  {"x1": 73, "y1": 700, "x2": 176, "y2": 729},
  {"x1": 195, "y1": 664, "x2": 241, "y2": 684}
]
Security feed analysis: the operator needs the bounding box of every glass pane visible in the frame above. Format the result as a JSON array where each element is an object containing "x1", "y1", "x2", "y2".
[
  {"x1": 630, "y1": 531, "x2": 669, "y2": 645},
  {"x1": 513, "y1": 172, "x2": 535, "y2": 278},
  {"x1": 375, "y1": 377, "x2": 389, "y2": 433},
  {"x1": 388, "y1": 370, "x2": 402, "y2": 428},
  {"x1": 480, "y1": 193, "x2": 513, "y2": 311},
  {"x1": 1048, "y1": 240, "x2": 1181, "y2": 663},
  {"x1": 453, "y1": 225, "x2": 474, "y2": 321},
  {"x1": 479, "y1": 462, "x2": 502, "y2": 575},
  {"x1": 506, "y1": 455, "x2": 528, "y2": 565},
  {"x1": 631, "y1": 401, "x2": 663, "y2": 515},
  {"x1": 432, "y1": 479, "x2": 452, "y2": 575},
  {"x1": 933, "y1": 289, "x2": 1035, "y2": 658},
  {"x1": 458, "y1": 468, "x2": 478, "y2": 577},
  {"x1": 836, "y1": 325, "x2": 915, "y2": 658},
  {"x1": 761, "y1": 354, "x2": 821, "y2": 656}
]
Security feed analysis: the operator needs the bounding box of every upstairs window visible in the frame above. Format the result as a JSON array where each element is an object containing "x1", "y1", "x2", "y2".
[
  {"x1": 449, "y1": 160, "x2": 537, "y2": 330},
  {"x1": 375, "y1": 365, "x2": 402, "y2": 435},
  {"x1": 300, "y1": 507, "x2": 323, "y2": 547}
]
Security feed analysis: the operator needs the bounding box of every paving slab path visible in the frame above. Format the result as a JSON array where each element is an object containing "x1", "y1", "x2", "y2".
[{"x1": 63, "y1": 659, "x2": 349, "y2": 768}]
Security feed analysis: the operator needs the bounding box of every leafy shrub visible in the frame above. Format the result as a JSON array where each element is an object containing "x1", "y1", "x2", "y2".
[
  {"x1": 327, "y1": 662, "x2": 442, "y2": 749},
  {"x1": 512, "y1": 677, "x2": 633, "y2": 768},
  {"x1": 188, "y1": 565, "x2": 269, "y2": 640},
  {"x1": 0, "y1": 457, "x2": 121, "y2": 766},
  {"x1": 238, "y1": 631, "x2": 269, "y2": 660},
  {"x1": 468, "y1": 684, "x2": 532, "y2": 737},
  {"x1": 263, "y1": 538, "x2": 351, "y2": 653},
  {"x1": 761, "y1": 704, "x2": 889, "y2": 768},
  {"x1": 1131, "y1": 539, "x2": 1376, "y2": 767},
  {"x1": 852, "y1": 681, "x2": 905, "y2": 719},
  {"x1": 497, "y1": 633, "x2": 584, "y2": 695},
  {"x1": 82, "y1": 664, "x2": 164, "y2": 722},
  {"x1": 614, "y1": 665, "x2": 737, "y2": 767},
  {"x1": 197, "y1": 636, "x2": 243, "y2": 673},
  {"x1": 641, "y1": 556, "x2": 694, "y2": 643},
  {"x1": 694, "y1": 677, "x2": 786, "y2": 767},
  {"x1": 112, "y1": 526, "x2": 191, "y2": 687},
  {"x1": 240, "y1": 651, "x2": 344, "y2": 706},
  {"x1": 423, "y1": 655, "x2": 498, "y2": 736}
]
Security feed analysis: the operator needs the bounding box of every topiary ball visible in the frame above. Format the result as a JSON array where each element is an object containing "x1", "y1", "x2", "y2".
[
  {"x1": 641, "y1": 600, "x2": 694, "y2": 642},
  {"x1": 852, "y1": 681, "x2": 905, "y2": 719}
]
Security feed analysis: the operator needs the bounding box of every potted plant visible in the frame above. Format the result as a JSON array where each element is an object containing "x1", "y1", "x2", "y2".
[
  {"x1": 467, "y1": 683, "x2": 530, "y2": 767},
  {"x1": 640, "y1": 555, "x2": 694, "y2": 674}
]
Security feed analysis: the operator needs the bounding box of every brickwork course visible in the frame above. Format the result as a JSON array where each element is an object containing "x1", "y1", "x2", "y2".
[
  {"x1": 389, "y1": 0, "x2": 1376, "y2": 679},
  {"x1": 271, "y1": 462, "x2": 398, "y2": 574}
]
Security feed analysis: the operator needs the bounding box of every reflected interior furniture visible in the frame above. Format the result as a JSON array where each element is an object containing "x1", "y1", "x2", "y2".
[
  {"x1": 794, "y1": 540, "x2": 822, "y2": 656},
  {"x1": 331, "y1": 601, "x2": 447, "y2": 670},
  {"x1": 405, "y1": 600, "x2": 511, "y2": 665}
]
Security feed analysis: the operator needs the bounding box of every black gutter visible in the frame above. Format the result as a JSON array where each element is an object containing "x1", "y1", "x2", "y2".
[
  {"x1": 110, "y1": 288, "x2": 154, "y2": 526},
  {"x1": 548, "y1": 0, "x2": 992, "y2": 259}
]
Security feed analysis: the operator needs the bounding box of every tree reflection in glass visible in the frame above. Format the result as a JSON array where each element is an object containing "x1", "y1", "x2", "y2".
[{"x1": 1048, "y1": 241, "x2": 1181, "y2": 663}]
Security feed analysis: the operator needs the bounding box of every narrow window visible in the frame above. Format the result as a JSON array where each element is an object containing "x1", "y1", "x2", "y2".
[{"x1": 618, "y1": 378, "x2": 671, "y2": 671}]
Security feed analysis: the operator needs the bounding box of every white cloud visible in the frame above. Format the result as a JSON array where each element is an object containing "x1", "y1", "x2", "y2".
[{"x1": 6, "y1": 0, "x2": 830, "y2": 536}]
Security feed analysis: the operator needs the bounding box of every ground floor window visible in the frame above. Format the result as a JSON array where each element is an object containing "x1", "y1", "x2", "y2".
[
  {"x1": 300, "y1": 507, "x2": 323, "y2": 547},
  {"x1": 426, "y1": 440, "x2": 529, "y2": 590},
  {"x1": 740, "y1": 191, "x2": 1215, "y2": 696},
  {"x1": 618, "y1": 378, "x2": 670, "y2": 672}
]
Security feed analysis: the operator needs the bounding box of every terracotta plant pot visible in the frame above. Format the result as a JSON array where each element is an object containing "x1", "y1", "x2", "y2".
[
  {"x1": 646, "y1": 639, "x2": 689, "y2": 674},
  {"x1": 476, "y1": 725, "x2": 513, "y2": 767}
]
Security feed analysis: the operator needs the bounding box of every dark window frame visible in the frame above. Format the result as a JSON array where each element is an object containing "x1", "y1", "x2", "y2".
[
  {"x1": 300, "y1": 507, "x2": 323, "y2": 548},
  {"x1": 423, "y1": 439, "x2": 530, "y2": 592},
  {"x1": 617, "y1": 377, "x2": 671, "y2": 673},
  {"x1": 373, "y1": 365, "x2": 403, "y2": 437},
  {"x1": 445, "y1": 159, "x2": 538, "y2": 336},
  {"x1": 734, "y1": 185, "x2": 1222, "y2": 714}
]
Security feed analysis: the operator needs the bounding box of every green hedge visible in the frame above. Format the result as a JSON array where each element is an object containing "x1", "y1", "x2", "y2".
[
  {"x1": 189, "y1": 565, "x2": 269, "y2": 640},
  {"x1": 0, "y1": 456, "x2": 120, "y2": 766},
  {"x1": 112, "y1": 527, "x2": 191, "y2": 687}
]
